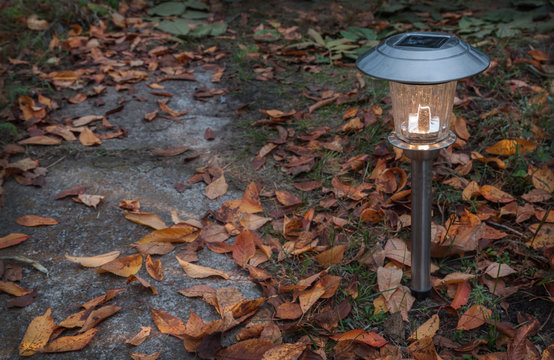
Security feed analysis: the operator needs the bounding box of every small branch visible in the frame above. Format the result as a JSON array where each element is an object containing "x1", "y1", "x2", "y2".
[{"x1": 485, "y1": 220, "x2": 526, "y2": 238}]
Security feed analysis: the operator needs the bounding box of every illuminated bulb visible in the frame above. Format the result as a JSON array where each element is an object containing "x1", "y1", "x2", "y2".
[{"x1": 408, "y1": 105, "x2": 439, "y2": 134}]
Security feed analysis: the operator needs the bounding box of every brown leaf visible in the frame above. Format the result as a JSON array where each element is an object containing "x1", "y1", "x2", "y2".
[
  {"x1": 261, "y1": 343, "x2": 306, "y2": 360},
  {"x1": 55, "y1": 185, "x2": 86, "y2": 199},
  {"x1": 19, "y1": 308, "x2": 55, "y2": 356},
  {"x1": 276, "y1": 302, "x2": 303, "y2": 319},
  {"x1": 80, "y1": 305, "x2": 121, "y2": 332},
  {"x1": 150, "y1": 146, "x2": 189, "y2": 157},
  {"x1": 453, "y1": 116, "x2": 470, "y2": 140},
  {"x1": 528, "y1": 49, "x2": 549, "y2": 62},
  {"x1": 239, "y1": 213, "x2": 271, "y2": 231},
  {"x1": 144, "y1": 110, "x2": 158, "y2": 122},
  {"x1": 450, "y1": 280, "x2": 471, "y2": 310},
  {"x1": 293, "y1": 180, "x2": 322, "y2": 192},
  {"x1": 124, "y1": 211, "x2": 166, "y2": 230},
  {"x1": 231, "y1": 297, "x2": 266, "y2": 319},
  {"x1": 68, "y1": 93, "x2": 87, "y2": 104},
  {"x1": 7, "y1": 288, "x2": 38, "y2": 308},
  {"x1": 65, "y1": 251, "x2": 121, "y2": 267},
  {"x1": 377, "y1": 266, "x2": 402, "y2": 301},
  {"x1": 408, "y1": 336, "x2": 439, "y2": 360},
  {"x1": 204, "y1": 128, "x2": 216, "y2": 140},
  {"x1": 45, "y1": 328, "x2": 98, "y2": 352},
  {"x1": 158, "y1": 102, "x2": 189, "y2": 117},
  {"x1": 0, "y1": 233, "x2": 30, "y2": 249},
  {"x1": 19, "y1": 136, "x2": 61, "y2": 146},
  {"x1": 299, "y1": 284, "x2": 325, "y2": 313},
  {"x1": 75, "y1": 194, "x2": 104, "y2": 208},
  {"x1": 484, "y1": 262, "x2": 517, "y2": 278},
  {"x1": 485, "y1": 139, "x2": 537, "y2": 156},
  {"x1": 314, "y1": 244, "x2": 347, "y2": 267},
  {"x1": 79, "y1": 127, "x2": 102, "y2": 146},
  {"x1": 125, "y1": 326, "x2": 152, "y2": 346},
  {"x1": 131, "y1": 242, "x2": 175, "y2": 256},
  {"x1": 409, "y1": 314, "x2": 439, "y2": 341},
  {"x1": 462, "y1": 181, "x2": 481, "y2": 201},
  {"x1": 432, "y1": 272, "x2": 475, "y2": 287},
  {"x1": 480, "y1": 185, "x2": 515, "y2": 203},
  {"x1": 0, "y1": 280, "x2": 32, "y2": 296},
  {"x1": 521, "y1": 188, "x2": 552, "y2": 203},
  {"x1": 206, "y1": 175, "x2": 228, "y2": 200},
  {"x1": 457, "y1": 304, "x2": 492, "y2": 330},
  {"x1": 275, "y1": 190, "x2": 302, "y2": 207},
  {"x1": 531, "y1": 166, "x2": 554, "y2": 192},
  {"x1": 26, "y1": 14, "x2": 49, "y2": 30},
  {"x1": 216, "y1": 339, "x2": 275, "y2": 360},
  {"x1": 127, "y1": 274, "x2": 158, "y2": 294},
  {"x1": 138, "y1": 226, "x2": 199, "y2": 243},
  {"x1": 130, "y1": 351, "x2": 162, "y2": 360},
  {"x1": 73, "y1": 115, "x2": 104, "y2": 127},
  {"x1": 387, "y1": 286, "x2": 415, "y2": 321},
  {"x1": 233, "y1": 229, "x2": 257, "y2": 267},
  {"x1": 81, "y1": 288, "x2": 125, "y2": 310},
  {"x1": 331, "y1": 329, "x2": 388, "y2": 348},
  {"x1": 97, "y1": 254, "x2": 142, "y2": 277},
  {"x1": 151, "y1": 308, "x2": 186, "y2": 337},
  {"x1": 145, "y1": 255, "x2": 163, "y2": 281},
  {"x1": 176, "y1": 257, "x2": 229, "y2": 279}
]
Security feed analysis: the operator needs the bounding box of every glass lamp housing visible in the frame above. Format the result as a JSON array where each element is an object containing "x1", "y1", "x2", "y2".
[{"x1": 389, "y1": 81, "x2": 457, "y2": 144}]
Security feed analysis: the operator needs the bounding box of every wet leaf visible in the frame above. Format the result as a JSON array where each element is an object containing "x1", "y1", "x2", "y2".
[
  {"x1": 45, "y1": 328, "x2": 98, "y2": 352},
  {"x1": 145, "y1": 255, "x2": 163, "y2": 281},
  {"x1": 457, "y1": 305, "x2": 492, "y2": 330},
  {"x1": 331, "y1": 329, "x2": 388, "y2": 348},
  {"x1": 314, "y1": 244, "x2": 346, "y2": 267},
  {"x1": 97, "y1": 254, "x2": 142, "y2": 277},
  {"x1": 484, "y1": 262, "x2": 517, "y2": 278},
  {"x1": 485, "y1": 139, "x2": 537, "y2": 156},
  {"x1": 233, "y1": 229, "x2": 257, "y2": 267},
  {"x1": 19, "y1": 308, "x2": 55, "y2": 356},
  {"x1": 176, "y1": 257, "x2": 229, "y2": 279},
  {"x1": 151, "y1": 308, "x2": 186, "y2": 337},
  {"x1": 124, "y1": 211, "x2": 166, "y2": 230},
  {"x1": 409, "y1": 314, "x2": 439, "y2": 341},
  {"x1": 79, "y1": 127, "x2": 102, "y2": 146},
  {"x1": 0, "y1": 233, "x2": 30, "y2": 249},
  {"x1": 65, "y1": 251, "x2": 121, "y2": 267},
  {"x1": 138, "y1": 226, "x2": 199, "y2": 243},
  {"x1": 125, "y1": 326, "x2": 152, "y2": 346},
  {"x1": 0, "y1": 280, "x2": 32, "y2": 296},
  {"x1": 206, "y1": 175, "x2": 228, "y2": 199}
]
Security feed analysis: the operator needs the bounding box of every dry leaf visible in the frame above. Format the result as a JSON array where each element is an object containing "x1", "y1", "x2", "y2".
[
  {"x1": 205, "y1": 175, "x2": 228, "y2": 199},
  {"x1": 0, "y1": 280, "x2": 32, "y2": 296},
  {"x1": 331, "y1": 329, "x2": 387, "y2": 348},
  {"x1": 130, "y1": 351, "x2": 162, "y2": 360},
  {"x1": 239, "y1": 213, "x2": 271, "y2": 230},
  {"x1": 484, "y1": 262, "x2": 517, "y2": 278},
  {"x1": 457, "y1": 304, "x2": 492, "y2": 330},
  {"x1": 233, "y1": 229, "x2": 257, "y2": 267},
  {"x1": 127, "y1": 274, "x2": 158, "y2": 294},
  {"x1": 299, "y1": 284, "x2": 325, "y2": 313},
  {"x1": 261, "y1": 343, "x2": 306, "y2": 360},
  {"x1": 432, "y1": 272, "x2": 475, "y2": 287},
  {"x1": 532, "y1": 166, "x2": 554, "y2": 193},
  {"x1": 176, "y1": 257, "x2": 229, "y2": 279},
  {"x1": 19, "y1": 308, "x2": 55, "y2": 356},
  {"x1": 216, "y1": 339, "x2": 275, "y2": 360},
  {"x1": 65, "y1": 251, "x2": 121, "y2": 267},
  {"x1": 81, "y1": 288, "x2": 125, "y2": 310},
  {"x1": 276, "y1": 302, "x2": 303, "y2": 320},
  {"x1": 79, "y1": 127, "x2": 102, "y2": 146},
  {"x1": 145, "y1": 255, "x2": 163, "y2": 281},
  {"x1": 15, "y1": 215, "x2": 57, "y2": 227},
  {"x1": 0, "y1": 233, "x2": 30, "y2": 249},
  {"x1": 409, "y1": 314, "x2": 439, "y2": 341},
  {"x1": 45, "y1": 328, "x2": 98, "y2": 352},
  {"x1": 138, "y1": 226, "x2": 199, "y2": 244},
  {"x1": 80, "y1": 305, "x2": 121, "y2": 332},
  {"x1": 480, "y1": 185, "x2": 515, "y2": 203},
  {"x1": 377, "y1": 266, "x2": 402, "y2": 301},
  {"x1": 485, "y1": 139, "x2": 537, "y2": 156},
  {"x1": 19, "y1": 136, "x2": 61, "y2": 146},
  {"x1": 73, "y1": 115, "x2": 104, "y2": 127},
  {"x1": 387, "y1": 286, "x2": 415, "y2": 321},
  {"x1": 124, "y1": 211, "x2": 166, "y2": 230},
  {"x1": 126, "y1": 326, "x2": 152, "y2": 346},
  {"x1": 450, "y1": 281, "x2": 471, "y2": 310},
  {"x1": 26, "y1": 14, "x2": 49, "y2": 30},
  {"x1": 151, "y1": 308, "x2": 186, "y2": 337},
  {"x1": 527, "y1": 223, "x2": 553, "y2": 249},
  {"x1": 275, "y1": 190, "x2": 302, "y2": 207},
  {"x1": 97, "y1": 254, "x2": 142, "y2": 277},
  {"x1": 76, "y1": 194, "x2": 104, "y2": 208},
  {"x1": 150, "y1": 146, "x2": 189, "y2": 157},
  {"x1": 131, "y1": 242, "x2": 175, "y2": 255},
  {"x1": 314, "y1": 244, "x2": 346, "y2": 267}
]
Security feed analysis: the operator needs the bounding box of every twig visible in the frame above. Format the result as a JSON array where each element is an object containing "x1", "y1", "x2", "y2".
[
  {"x1": 46, "y1": 156, "x2": 66, "y2": 169},
  {"x1": 485, "y1": 220, "x2": 526, "y2": 238}
]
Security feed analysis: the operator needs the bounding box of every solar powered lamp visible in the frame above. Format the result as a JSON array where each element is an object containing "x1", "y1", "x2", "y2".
[{"x1": 356, "y1": 32, "x2": 489, "y2": 299}]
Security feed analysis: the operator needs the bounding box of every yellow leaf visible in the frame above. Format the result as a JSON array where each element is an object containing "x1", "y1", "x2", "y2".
[
  {"x1": 485, "y1": 139, "x2": 537, "y2": 156},
  {"x1": 45, "y1": 328, "x2": 98, "y2": 352},
  {"x1": 19, "y1": 308, "x2": 55, "y2": 356},
  {"x1": 410, "y1": 314, "x2": 439, "y2": 341},
  {"x1": 65, "y1": 251, "x2": 121, "y2": 267}
]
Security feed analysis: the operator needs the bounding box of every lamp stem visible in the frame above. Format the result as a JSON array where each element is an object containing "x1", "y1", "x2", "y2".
[{"x1": 404, "y1": 149, "x2": 440, "y2": 300}]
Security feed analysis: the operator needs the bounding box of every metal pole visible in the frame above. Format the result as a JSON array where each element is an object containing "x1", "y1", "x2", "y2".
[{"x1": 404, "y1": 149, "x2": 440, "y2": 300}]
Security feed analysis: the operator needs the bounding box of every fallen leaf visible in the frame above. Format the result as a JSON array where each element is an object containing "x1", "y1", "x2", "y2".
[
  {"x1": 81, "y1": 288, "x2": 125, "y2": 310},
  {"x1": 480, "y1": 185, "x2": 515, "y2": 203},
  {"x1": 239, "y1": 213, "x2": 271, "y2": 230},
  {"x1": 276, "y1": 302, "x2": 303, "y2": 320},
  {"x1": 127, "y1": 274, "x2": 158, "y2": 294},
  {"x1": 19, "y1": 136, "x2": 61, "y2": 146},
  {"x1": 462, "y1": 181, "x2": 481, "y2": 201},
  {"x1": 299, "y1": 284, "x2": 325, "y2": 313},
  {"x1": 205, "y1": 175, "x2": 228, "y2": 200},
  {"x1": 26, "y1": 14, "x2": 49, "y2": 30},
  {"x1": 457, "y1": 305, "x2": 492, "y2": 330},
  {"x1": 315, "y1": 244, "x2": 347, "y2": 267},
  {"x1": 408, "y1": 336, "x2": 439, "y2": 360},
  {"x1": 124, "y1": 211, "x2": 166, "y2": 230},
  {"x1": 80, "y1": 305, "x2": 121, "y2": 332},
  {"x1": 19, "y1": 308, "x2": 55, "y2": 356},
  {"x1": 126, "y1": 326, "x2": 152, "y2": 346},
  {"x1": 131, "y1": 242, "x2": 175, "y2": 255},
  {"x1": 130, "y1": 351, "x2": 162, "y2": 360},
  {"x1": 275, "y1": 190, "x2": 302, "y2": 207},
  {"x1": 261, "y1": 343, "x2": 306, "y2": 360},
  {"x1": 522, "y1": 188, "x2": 551, "y2": 203},
  {"x1": 75, "y1": 194, "x2": 104, "y2": 208},
  {"x1": 204, "y1": 128, "x2": 216, "y2": 140},
  {"x1": 409, "y1": 314, "x2": 439, "y2": 341},
  {"x1": 233, "y1": 229, "x2": 257, "y2": 267},
  {"x1": 331, "y1": 329, "x2": 388, "y2": 348},
  {"x1": 216, "y1": 339, "x2": 275, "y2": 360},
  {"x1": 0, "y1": 280, "x2": 32, "y2": 296},
  {"x1": 45, "y1": 328, "x2": 98, "y2": 352},
  {"x1": 231, "y1": 297, "x2": 266, "y2": 318},
  {"x1": 151, "y1": 308, "x2": 186, "y2": 337},
  {"x1": 138, "y1": 226, "x2": 199, "y2": 243},
  {"x1": 176, "y1": 257, "x2": 229, "y2": 279},
  {"x1": 485, "y1": 139, "x2": 537, "y2": 156},
  {"x1": 97, "y1": 254, "x2": 142, "y2": 277},
  {"x1": 377, "y1": 266, "x2": 402, "y2": 301},
  {"x1": 387, "y1": 286, "x2": 415, "y2": 321},
  {"x1": 0, "y1": 233, "x2": 30, "y2": 249},
  {"x1": 55, "y1": 185, "x2": 86, "y2": 199},
  {"x1": 68, "y1": 93, "x2": 87, "y2": 104},
  {"x1": 145, "y1": 255, "x2": 163, "y2": 281},
  {"x1": 432, "y1": 272, "x2": 475, "y2": 287},
  {"x1": 531, "y1": 166, "x2": 554, "y2": 193},
  {"x1": 450, "y1": 281, "x2": 471, "y2": 309},
  {"x1": 527, "y1": 223, "x2": 554, "y2": 249},
  {"x1": 150, "y1": 146, "x2": 189, "y2": 157},
  {"x1": 484, "y1": 262, "x2": 517, "y2": 278},
  {"x1": 65, "y1": 251, "x2": 121, "y2": 267},
  {"x1": 73, "y1": 115, "x2": 104, "y2": 127},
  {"x1": 79, "y1": 127, "x2": 102, "y2": 146}
]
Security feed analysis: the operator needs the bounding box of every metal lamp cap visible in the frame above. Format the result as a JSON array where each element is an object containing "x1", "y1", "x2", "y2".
[{"x1": 356, "y1": 32, "x2": 490, "y2": 84}]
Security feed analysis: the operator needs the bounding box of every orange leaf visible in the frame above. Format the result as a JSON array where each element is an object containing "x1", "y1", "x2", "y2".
[
  {"x1": 176, "y1": 258, "x2": 229, "y2": 279},
  {"x1": 275, "y1": 190, "x2": 302, "y2": 207},
  {"x1": 485, "y1": 139, "x2": 537, "y2": 156},
  {"x1": 528, "y1": 49, "x2": 548, "y2": 62},
  {"x1": 215, "y1": 339, "x2": 275, "y2": 360},
  {"x1": 0, "y1": 233, "x2": 30, "y2": 249},
  {"x1": 127, "y1": 274, "x2": 158, "y2": 294},
  {"x1": 125, "y1": 326, "x2": 152, "y2": 346},
  {"x1": 331, "y1": 329, "x2": 387, "y2": 348},
  {"x1": 232, "y1": 229, "x2": 257, "y2": 267},
  {"x1": 342, "y1": 107, "x2": 358, "y2": 120},
  {"x1": 151, "y1": 308, "x2": 186, "y2": 337},
  {"x1": 314, "y1": 245, "x2": 346, "y2": 267},
  {"x1": 531, "y1": 166, "x2": 554, "y2": 193},
  {"x1": 409, "y1": 314, "x2": 439, "y2": 341},
  {"x1": 239, "y1": 213, "x2": 271, "y2": 231},
  {"x1": 0, "y1": 280, "x2": 32, "y2": 296},
  {"x1": 45, "y1": 328, "x2": 98, "y2": 352},
  {"x1": 298, "y1": 284, "x2": 325, "y2": 313},
  {"x1": 19, "y1": 308, "x2": 56, "y2": 356},
  {"x1": 457, "y1": 304, "x2": 491, "y2": 330},
  {"x1": 240, "y1": 182, "x2": 264, "y2": 213},
  {"x1": 205, "y1": 175, "x2": 228, "y2": 200},
  {"x1": 124, "y1": 211, "x2": 166, "y2": 230},
  {"x1": 81, "y1": 288, "x2": 125, "y2": 310},
  {"x1": 130, "y1": 351, "x2": 162, "y2": 360},
  {"x1": 15, "y1": 215, "x2": 58, "y2": 227},
  {"x1": 80, "y1": 305, "x2": 121, "y2": 332},
  {"x1": 450, "y1": 280, "x2": 471, "y2": 309},
  {"x1": 65, "y1": 251, "x2": 121, "y2": 267},
  {"x1": 97, "y1": 254, "x2": 142, "y2": 277},
  {"x1": 79, "y1": 127, "x2": 102, "y2": 146},
  {"x1": 261, "y1": 343, "x2": 307, "y2": 360},
  {"x1": 275, "y1": 302, "x2": 303, "y2": 320},
  {"x1": 138, "y1": 226, "x2": 199, "y2": 243},
  {"x1": 453, "y1": 116, "x2": 470, "y2": 140},
  {"x1": 231, "y1": 297, "x2": 266, "y2": 319},
  {"x1": 145, "y1": 255, "x2": 163, "y2": 281},
  {"x1": 19, "y1": 136, "x2": 61, "y2": 146},
  {"x1": 131, "y1": 242, "x2": 175, "y2": 255},
  {"x1": 462, "y1": 181, "x2": 481, "y2": 201},
  {"x1": 480, "y1": 185, "x2": 515, "y2": 203}
]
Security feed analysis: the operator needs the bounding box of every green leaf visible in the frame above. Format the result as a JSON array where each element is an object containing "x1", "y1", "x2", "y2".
[
  {"x1": 308, "y1": 28, "x2": 326, "y2": 47},
  {"x1": 483, "y1": 8, "x2": 518, "y2": 22},
  {"x1": 157, "y1": 19, "x2": 191, "y2": 36},
  {"x1": 190, "y1": 22, "x2": 227, "y2": 37},
  {"x1": 340, "y1": 31, "x2": 360, "y2": 41},
  {"x1": 378, "y1": 2, "x2": 408, "y2": 14},
  {"x1": 510, "y1": 0, "x2": 545, "y2": 8},
  {"x1": 182, "y1": 10, "x2": 209, "y2": 19},
  {"x1": 87, "y1": 3, "x2": 110, "y2": 16},
  {"x1": 183, "y1": 0, "x2": 210, "y2": 10},
  {"x1": 253, "y1": 29, "x2": 281, "y2": 42},
  {"x1": 148, "y1": 2, "x2": 186, "y2": 16},
  {"x1": 495, "y1": 23, "x2": 521, "y2": 38}
]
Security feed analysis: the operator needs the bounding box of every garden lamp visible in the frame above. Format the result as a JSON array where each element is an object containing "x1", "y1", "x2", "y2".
[{"x1": 356, "y1": 32, "x2": 489, "y2": 299}]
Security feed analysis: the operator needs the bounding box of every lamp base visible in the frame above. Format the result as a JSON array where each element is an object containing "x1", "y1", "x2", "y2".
[
  {"x1": 388, "y1": 130, "x2": 456, "y2": 152},
  {"x1": 411, "y1": 287, "x2": 432, "y2": 301}
]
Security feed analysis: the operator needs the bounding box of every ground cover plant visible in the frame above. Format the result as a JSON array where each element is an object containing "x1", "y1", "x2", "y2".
[{"x1": 0, "y1": 0, "x2": 553, "y2": 359}]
